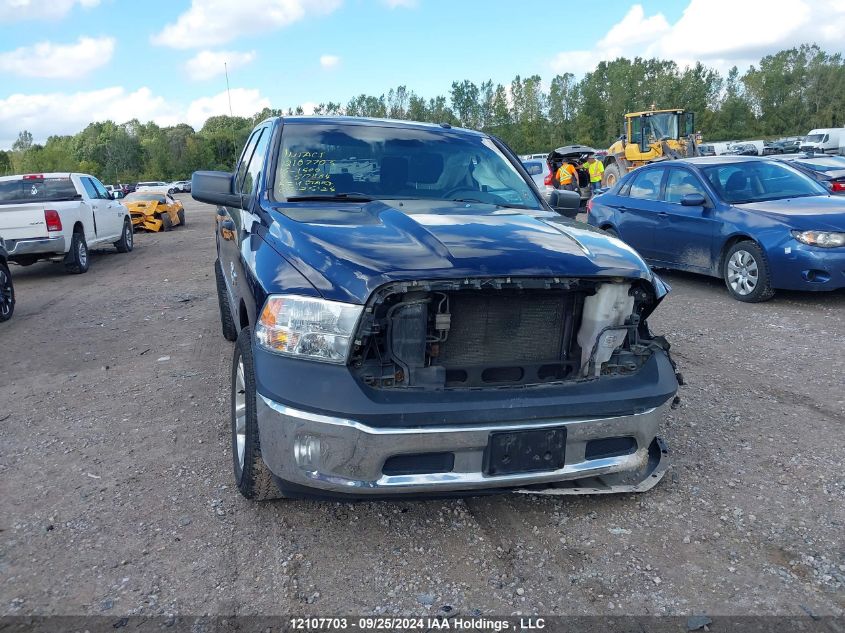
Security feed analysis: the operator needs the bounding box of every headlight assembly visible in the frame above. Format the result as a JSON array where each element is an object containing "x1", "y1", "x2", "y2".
[
  {"x1": 255, "y1": 295, "x2": 363, "y2": 363},
  {"x1": 791, "y1": 230, "x2": 845, "y2": 248}
]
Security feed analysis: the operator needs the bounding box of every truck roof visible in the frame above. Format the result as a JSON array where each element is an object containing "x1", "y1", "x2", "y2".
[
  {"x1": 0, "y1": 172, "x2": 84, "y2": 182},
  {"x1": 624, "y1": 109, "x2": 686, "y2": 118},
  {"x1": 270, "y1": 115, "x2": 487, "y2": 138}
]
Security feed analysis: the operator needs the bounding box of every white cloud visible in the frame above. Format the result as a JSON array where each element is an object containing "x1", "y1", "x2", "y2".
[
  {"x1": 185, "y1": 49, "x2": 256, "y2": 80},
  {"x1": 152, "y1": 0, "x2": 342, "y2": 49},
  {"x1": 0, "y1": 36, "x2": 114, "y2": 78},
  {"x1": 319, "y1": 54, "x2": 340, "y2": 69},
  {"x1": 0, "y1": 0, "x2": 100, "y2": 22},
  {"x1": 186, "y1": 88, "x2": 271, "y2": 128},
  {"x1": 382, "y1": 0, "x2": 417, "y2": 7},
  {"x1": 0, "y1": 86, "x2": 273, "y2": 148},
  {"x1": 551, "y1": 0, "x2": 845, "y2": 76},
  {"x1": 0, "y1": 87, "x2": 179, "y2": 147}
]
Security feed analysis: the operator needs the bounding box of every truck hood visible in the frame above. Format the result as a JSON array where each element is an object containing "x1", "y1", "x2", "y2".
[
  {"x1": 735, "y1": 195, "x2": 845, "y2": 231},
  {"x1": 263, "y1": 200, "x2": 658, "y2": 304}
]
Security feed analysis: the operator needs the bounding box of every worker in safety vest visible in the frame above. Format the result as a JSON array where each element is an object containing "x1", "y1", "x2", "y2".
[
  {"x1": 586, "y1": 155, "x2": 604, "y2": 192},
  {"x1": 556, "y1": 160, "x2": 578, "y2": 192}
]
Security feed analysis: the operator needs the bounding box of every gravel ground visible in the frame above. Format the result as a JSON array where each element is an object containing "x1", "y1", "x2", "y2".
[{"x1": 1, "y1": 196, "x2": 843, "y2": 618}]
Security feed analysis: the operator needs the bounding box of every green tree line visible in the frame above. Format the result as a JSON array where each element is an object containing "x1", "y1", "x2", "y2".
[{"x1": 3, "y1": 44, "x2": 843, "y2": 183}]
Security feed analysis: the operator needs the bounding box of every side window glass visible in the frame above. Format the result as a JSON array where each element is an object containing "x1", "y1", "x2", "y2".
[
  {"x1": 665, "y1": 170, "x2": 706, "y2": 204},
  {"x1": 628, "y1": 169, "x2": 664, "y2": 201},
  {"x1": 90, "y1": 177, "x2": 110, "y2": 199},
  {"x1": 236, "y1": 130, "x2": 263, "y2": 193},
  {"x1": 630, "y1": 117, "x2": 641, "y2": 141},
  {"x1": 80, "y1": 177, "x2": 99, "y2": 199},
  {"x1": 241, "y1": 128, "x2": 270, "y2": 198}
]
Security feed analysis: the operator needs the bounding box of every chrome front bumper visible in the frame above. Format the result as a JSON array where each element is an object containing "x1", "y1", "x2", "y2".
[
  {"x1": 256, "y1": 394, "x2": 670, "y2": 496},
  {"x1": 6, "y1": 236, "x2": 66, "y2": 257}
]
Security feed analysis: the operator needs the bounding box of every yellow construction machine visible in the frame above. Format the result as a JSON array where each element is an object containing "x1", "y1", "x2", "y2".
[{"x1": 602, "y1": 108, "x2": 700, "y2": 187}]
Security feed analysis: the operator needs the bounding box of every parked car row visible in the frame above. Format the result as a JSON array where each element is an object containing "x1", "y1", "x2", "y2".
[{"x1": 0, "y1": 171, "x2": 192, "y2": 323}]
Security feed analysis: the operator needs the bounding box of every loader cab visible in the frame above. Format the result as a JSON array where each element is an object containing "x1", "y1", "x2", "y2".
[{"x1": 626, "y1": 110, "x2": 695, "y2": 161}]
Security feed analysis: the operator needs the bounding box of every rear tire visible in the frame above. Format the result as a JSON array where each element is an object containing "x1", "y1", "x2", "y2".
[
  {"x1": 231, "y1": 327, "x2": 283, "y2": 500},
  {"x1": 177, "y1": 208, "x2": 186, "y2": 226},
  {"x1": 0, "y1": 261, "x2": 14, "y2": 322},
  {"x1": 114, "y1": 218, "x2": 134, "y2": 253},
  {"x1": 603, "y1": 163, "x2": 622, "y2": 188},
  {"x1": 64, "y1": 230, "x2": 89, "y2": 274},
  {"x1": 215, "y1": 259, "x2": 238, "y2": 342},
  {"x1": 160, "y1": 213, "x2": 172, "y2": 232},
  {"x1": 723, "y1": 241, "x2": 775, "y2": 302}
]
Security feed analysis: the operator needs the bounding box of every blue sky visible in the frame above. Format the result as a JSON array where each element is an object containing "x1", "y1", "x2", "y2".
[{"x1": 1, "y1": 0, "x2": 843, "y2": 148}]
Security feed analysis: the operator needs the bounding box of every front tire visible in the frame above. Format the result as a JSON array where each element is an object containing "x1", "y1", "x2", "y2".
[
  {"x1": 177, "y1": 208, "x2": 186, "y2": 226},
  {"x1": 231, "y1": 327, "x2": 283, "y2": 500},
  {"x1": 64, "y1": 230, "x2": 89, "y2": 274},
  {"x1": 723, "y1": 241, "x2": 775, "y2": 302},
  {"x1": 160, "y1": 213, "x2": 172, "y2": 232},
  {"x1": 0, "y1": 261, "x2": 14, "y2": 322},
  {"x1": 114, "y1": 218, "x2": 134, "y2": 253}
]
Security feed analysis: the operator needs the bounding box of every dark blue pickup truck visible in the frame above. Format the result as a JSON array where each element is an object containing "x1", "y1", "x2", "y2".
[{"x1": 193, "y1": 117, "x2": 679, "y2": 500}]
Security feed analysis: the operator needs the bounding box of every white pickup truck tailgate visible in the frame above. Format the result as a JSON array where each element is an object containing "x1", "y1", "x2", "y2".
[{"x1": 0, "y1": 202, "x2": 49, "y2": 240}]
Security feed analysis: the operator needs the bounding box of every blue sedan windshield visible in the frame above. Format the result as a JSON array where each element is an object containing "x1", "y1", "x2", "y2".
[{"x1": 701, "y1": 161, "x2": 827, "y2": 204}]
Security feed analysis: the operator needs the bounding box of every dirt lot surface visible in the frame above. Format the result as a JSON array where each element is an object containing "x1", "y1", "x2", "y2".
[{"x1": 1, "y1": 196, "x2": 843, "y2": 618}]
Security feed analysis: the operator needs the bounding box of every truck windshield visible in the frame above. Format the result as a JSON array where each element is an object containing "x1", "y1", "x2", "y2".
[
  {"x1": 275, "y1": 122, "x2": 542, "y2": 210},
  {"x1": 0, "y1": 177, "x2": 79, "y2": 204}
]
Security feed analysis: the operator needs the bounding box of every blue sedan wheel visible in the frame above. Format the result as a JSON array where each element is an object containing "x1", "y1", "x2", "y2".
[{"x1": 724, "y1": 241, "x2": 775, "y2": 303}]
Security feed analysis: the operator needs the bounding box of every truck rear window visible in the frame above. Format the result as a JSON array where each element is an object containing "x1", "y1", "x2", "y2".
[{"x1": 0, "y1": 177, "x2": 79, "y2": 204}]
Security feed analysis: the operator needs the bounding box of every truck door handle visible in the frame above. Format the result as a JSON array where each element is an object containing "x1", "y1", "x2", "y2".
[
  {"x1": 618, "y1": 206, "x2": 628, "y2": 213},
  {"x1": 658, "y1": 212, "x2": 668, "y2": 218}
]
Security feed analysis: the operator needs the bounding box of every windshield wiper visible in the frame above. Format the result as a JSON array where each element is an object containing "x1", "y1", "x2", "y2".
[{"x1": 286, "y1": 192, "x2": 374, "y2": 202}]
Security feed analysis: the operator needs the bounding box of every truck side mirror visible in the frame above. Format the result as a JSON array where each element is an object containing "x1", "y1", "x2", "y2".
[
  {"x1": 549, "y1": 189, "x2": 581, "y2": 219},
  {"x1": 192, "y1": 171, "x2": 242, "y2": 208}
]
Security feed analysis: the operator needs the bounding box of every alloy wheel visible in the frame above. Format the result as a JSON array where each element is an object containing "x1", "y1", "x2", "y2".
[
  {"x1": 234, "y1": 359, "x2": 247, "y2": 469},
  {"x1": 78, "y1": 240, "x2": 88, "y2": 268}
]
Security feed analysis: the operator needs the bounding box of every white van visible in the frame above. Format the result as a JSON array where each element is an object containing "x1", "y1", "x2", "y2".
[{"x1": 800, "y1": 128, "x2": 843, "y2": 155}]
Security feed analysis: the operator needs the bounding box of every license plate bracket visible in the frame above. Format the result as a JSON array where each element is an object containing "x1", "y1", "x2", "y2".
[{"x1": 484, "y1": 428, "x2": 567, "y2": 476}]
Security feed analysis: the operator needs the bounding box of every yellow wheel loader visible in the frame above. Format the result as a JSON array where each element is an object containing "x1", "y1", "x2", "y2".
[{"x1": 602, "y1": 109, "x2": 700, "y2": 187}]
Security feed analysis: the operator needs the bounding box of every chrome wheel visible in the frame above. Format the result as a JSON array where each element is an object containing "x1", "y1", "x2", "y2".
[
  {"x1": 727, "y1": 250, "x2": 758, "y2": 296},
  {"x1": 234, "y1": 358, "x2": 247, "y2": 469},
  {"x1": 78, "y1": 239, "x2": 88, "y2": 269}
]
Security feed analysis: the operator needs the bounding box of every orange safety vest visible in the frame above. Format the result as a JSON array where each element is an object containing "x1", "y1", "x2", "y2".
[
  {"x1": 556, "y1": 164, "x2": 577, "y2": 184},
  {"x1": 588, "y1": 160, "x2": 604, "y2": 182}
]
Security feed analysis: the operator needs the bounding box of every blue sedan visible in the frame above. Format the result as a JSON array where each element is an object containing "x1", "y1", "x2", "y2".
[{"x1": 586, "y1": 156, "x2": 845, "y2": 302}]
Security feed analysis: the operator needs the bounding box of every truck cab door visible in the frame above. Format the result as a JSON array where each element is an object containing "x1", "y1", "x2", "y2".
[
  {"x1": 218, "y1": 126, "x2": 270, "y2": 330},
  {"x1": 79, "y1": 177, "x2": 106, "y2": 242},
  {"x1": 89, "y1": 177, "x2": 123, "y2": 238}
]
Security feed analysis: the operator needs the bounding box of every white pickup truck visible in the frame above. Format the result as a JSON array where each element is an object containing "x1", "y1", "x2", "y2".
[{"x1": 0, "y1": 172, "x2": 133, "y2": 274}]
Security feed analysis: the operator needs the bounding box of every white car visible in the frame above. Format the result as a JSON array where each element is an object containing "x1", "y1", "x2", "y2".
[
  {"x1": 136, "y1": 181, "x2": 174, "y2": 194},
  {"x1": 0, "y1": 172, "x2": 133, "y2": 274}
]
